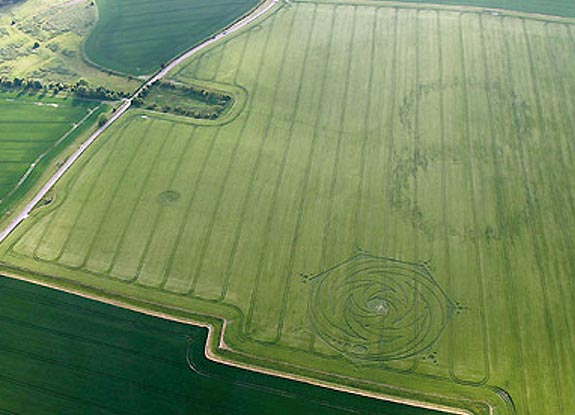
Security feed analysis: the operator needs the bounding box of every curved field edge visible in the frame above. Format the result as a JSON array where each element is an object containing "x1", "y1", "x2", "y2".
[
  {"x1": 293, "y1": 0, "x2": 575, "y2": 22},
  {"x1": 140, "y1": 81, "x2": 250, "y2": 127},
  {"x1": 82, "y1": 0, "x2": 264, "y2": 76},
  {"x1": 0, "y1": 267, "x2": 495, "y2": 415},
  {"x1": 295, "y1": 0, "x2": 575, "y2": 19},
  {"x1": 1, "y1": 1, "x2": 572, "y2": 414}
]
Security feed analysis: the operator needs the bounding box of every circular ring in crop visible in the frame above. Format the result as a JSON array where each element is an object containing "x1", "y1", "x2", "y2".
[
  {"x1": 157, "y1": 190, "x2": 181, "y2": 206},
  {"x1": 308, "y1": 254, "x2": 453, "y2": 362}
]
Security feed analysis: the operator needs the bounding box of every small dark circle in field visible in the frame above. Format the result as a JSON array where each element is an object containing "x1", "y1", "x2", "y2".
[{"x1": 157, "y1": 190, "x2": 181, "y2": 206}]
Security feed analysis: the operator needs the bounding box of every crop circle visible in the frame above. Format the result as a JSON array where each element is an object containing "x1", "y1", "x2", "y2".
[
  {"x1": 308, "y1": 254, "x2": 452, "y2": 362},
  {"x1": 157, "y1": 190, "x2": 181, "y2": 206}
]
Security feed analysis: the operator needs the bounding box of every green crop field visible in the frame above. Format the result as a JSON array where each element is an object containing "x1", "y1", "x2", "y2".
[
  {"x1": 83, "y1": 0, "x2": 261, "y2": 75},
  {"x1": 0, "y1": 276, "x2": 445, "y2": 415},
  {"x1": 379, "y1": 0, "x2": 575, "y2": 18},
  {"x1": 0, "y1": 91, "x2": 101, "y2": 217},
  {"x1": 1, "y1": 1, "x2": 575, "y2": 414}
]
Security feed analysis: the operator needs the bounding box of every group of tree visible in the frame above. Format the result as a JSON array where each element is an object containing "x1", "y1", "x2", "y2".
[
  {"x1": 0, "y1": 76, "x2": 129, "y2": 101},
  {"x1": 132, "y1": 80, "x2": 231, "y2": 120},
  {"x1": 155, "y1": 80, "x2": 231, "y2": 106},
  {"x1": 137, "y1": 101, "x2": 222, "y2": 120}
]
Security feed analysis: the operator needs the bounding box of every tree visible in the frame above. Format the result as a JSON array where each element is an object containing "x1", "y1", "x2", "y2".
[{"x1": 98, "y1": 113, "x2": 109, "y2": 127}]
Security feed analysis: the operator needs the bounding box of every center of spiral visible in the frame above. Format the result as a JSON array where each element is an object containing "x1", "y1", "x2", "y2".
[
  {"x1": 366, "y1": 296, "x2": 389, "y2": 314},
  {"x1": 308, "y1": 253, "x2": 453, "y2": 362}
]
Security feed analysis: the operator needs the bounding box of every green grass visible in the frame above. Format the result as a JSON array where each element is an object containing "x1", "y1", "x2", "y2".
[
  {"x1": 0, "y1": 90, "x2": 101, "y2": 217},
  {"x1": 0, "y1": 276, "x2": 447, "y2": 415},
  {"x1": 139, "y1": 82, "x2": 232, "y2": 119},
  {"x1": 0, "y1": 0, "x2": 136, "y2": 90},
  {"x1": 386, "y1": 0, "x2": 575, "y2": 18},
  {"x1": 1, "y1": 1, "x2": 575, "y2": 414},
  {"x1": 83, "y1": 0, "x2": 262, "y2": 75},
  {"x1": 145, "y1": 85, "x2": 215, "y2": 111},
  {"x1": 306, "y1": 0, "x2": 575, "y2": 18}
]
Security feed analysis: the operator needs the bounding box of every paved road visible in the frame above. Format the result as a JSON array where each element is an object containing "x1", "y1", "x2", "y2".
[
  {"x1": 0, "y1": 105, "x2": 99, "y2": 206},
  {"x1": 0, "y1": 0, "x2": 279, "y2": 244}
]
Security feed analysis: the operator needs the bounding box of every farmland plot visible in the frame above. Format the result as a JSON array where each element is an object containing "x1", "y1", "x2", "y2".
[
  {"x1": 0, "y1": 0, "x2": 133, "y2": 90},
  {"x1": 0, "y1": 276, "x2": 439, "y2": 415},
  {"x1": 0, "y1": 92, "x2": 100, "y2": 216},
  {"x1": 2, "y1": 2, "x2": 575, "y2": 414},
  {"x1": 83, "y1": 0, "x2": 261, "y2": 75}
]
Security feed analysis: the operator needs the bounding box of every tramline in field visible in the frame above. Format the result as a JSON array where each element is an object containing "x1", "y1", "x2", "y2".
[{"x1": 1, "y1": 0, "x2": 574, "y2": 414}]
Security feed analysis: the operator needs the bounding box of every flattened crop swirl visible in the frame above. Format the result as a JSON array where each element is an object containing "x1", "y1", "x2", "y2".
[{"x1": 308, "y1": 254, "x2": 453, "y2": 362}]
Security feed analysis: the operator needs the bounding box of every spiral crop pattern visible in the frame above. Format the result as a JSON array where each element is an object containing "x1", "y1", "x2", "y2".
[{"x1": 308, "y1": 254, "x2": 452, "y2": 362}]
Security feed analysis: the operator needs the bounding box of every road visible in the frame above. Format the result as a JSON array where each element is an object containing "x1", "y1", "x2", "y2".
[
  {"x1": 0, "y1": 0, "x2": 280, "y2": 244},
  {"x1": 0, "y1": 105, "x2": 100, "y2": 206}
]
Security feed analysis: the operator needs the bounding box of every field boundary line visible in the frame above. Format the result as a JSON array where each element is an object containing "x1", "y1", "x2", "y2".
[
  {"x1": 0, "y1": 269, "x2": 479, "y2": 415},
  {"x1": 83, "y1": 120, "x2": 154, "y2": 272},
  {"x1": 500, "y1": 18, "x2": 558, "y2": 412},
  {"x1": 440, "y1": 10, "x2": 460, "y2": 386},
  {"x1": 211, "y1": 27, "x2": 262, "y2": 299},
  {"x1": 291, "y1": 0, "x2": 575, "y2": 24},
  {"x1": 82, "y1": 0, "x2": 278, "y2": 78},
  {"x1": 209, "y1": 43, "x2": 229, "y2": 81},
  {"x1": 28, "y1": 117, "x2": 132, "y2": 262}
]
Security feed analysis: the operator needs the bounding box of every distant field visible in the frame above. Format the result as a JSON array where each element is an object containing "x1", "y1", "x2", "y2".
[
  {"x1": 2, "y1": 1, "x2": 575, "y2": 414},
  {"x1": 0, "y1": 276, "x2": 444, "y2": 415},
  {"x1": 83, "y1": 0, "x2": 261, "y2": 75},
  {"x1": 375, "y1": 0, "x2": 575, "y2": 18},
  {"x1": 0, "y1": 0, "x2": 134, "y2": 90},
  {"x1": 0, "y1": 91, "x2": 100, "y2": 217}
]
